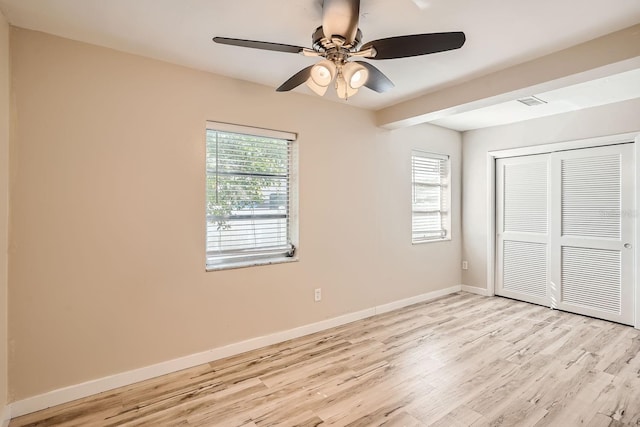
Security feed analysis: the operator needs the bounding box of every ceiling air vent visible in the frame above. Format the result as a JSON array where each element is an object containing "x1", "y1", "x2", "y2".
[{"x1": 517, "y1": 96, "x2": 548, "y2": 107}]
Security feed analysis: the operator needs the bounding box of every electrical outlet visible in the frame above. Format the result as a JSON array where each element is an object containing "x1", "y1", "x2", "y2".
[
  {"x1": 314, "y1": 288, "x2": 322, "y2": 302},
  {"x1": 462, "y1": 261, "x2": 468, "y2": 270}
]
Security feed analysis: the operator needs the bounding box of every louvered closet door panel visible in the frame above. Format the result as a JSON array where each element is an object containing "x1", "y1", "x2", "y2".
[
  {"x1": 561, "y1": 247, "x2": 621, "y2": 314},
  {"x1": 562, "y1": 154, "x2": 621, "y2": 239},
  {"x1": 550, "y1": 143, "x2": 634, "y2": 325},
  {"x1": 502, "y1": 241, "x2": 548, "y2": 298},
  {"x1": 504, "y1": 162, "x2": 548, "y2": 234},
  {"x1": 496, "y1": 154, "x2": 551, "y2": 307}
]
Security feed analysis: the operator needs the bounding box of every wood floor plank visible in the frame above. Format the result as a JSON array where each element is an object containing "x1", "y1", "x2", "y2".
[
  {"x1": 481, "y1": 398, "x2": 548, "y2": 427},
  {"x1": 586, "y1": 413, "x2": 616, "y2": 427},
  {"x1": 593, "y1": 376, "x2": 640, "y2": 425},
  {"x1": 10, "y1": 293, "x2": 640, "y2": 427},
  {"x1": 375, "y1": 411, "x2": 425, "y2": 427},
  {"x1": 427, "y1": 405, "x2": 485, "y2": 427}
]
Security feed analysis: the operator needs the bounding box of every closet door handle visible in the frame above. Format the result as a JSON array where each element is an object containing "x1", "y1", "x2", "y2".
[{"x1": 624, "y1": 243, "x2": 632, "y2": 249}]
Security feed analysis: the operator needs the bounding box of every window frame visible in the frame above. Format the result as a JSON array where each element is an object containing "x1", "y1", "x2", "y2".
[
  {"x1": 205, "y1": 121, "x2": 298, "y2": 271},
  {"x1": 411, "y1": 150, "x2": 451, "y2": 244}
]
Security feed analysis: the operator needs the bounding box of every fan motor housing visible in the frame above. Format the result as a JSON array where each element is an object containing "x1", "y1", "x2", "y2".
[{"x1": 312, "y1": 26, "x2": 362, "y2": 53}]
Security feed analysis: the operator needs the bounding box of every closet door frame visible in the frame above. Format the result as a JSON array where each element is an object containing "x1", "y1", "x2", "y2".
[{"x1": 485, "y1": 132, "x2": 640, "y2": 329}]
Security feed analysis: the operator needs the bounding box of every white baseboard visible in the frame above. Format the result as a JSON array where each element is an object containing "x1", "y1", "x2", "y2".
[
  {"x1": 461, "y1": 285, "x2": 491, "y2": 296},
  {"x1": 1, "y1": 404, "x2": 11, "y2": 427},
  {"x1": 9, "y1": 285, "x2": 462, "y2": 419},
  {"x1": 375, "y1": 285, "x2": 462, "y2": 314}
]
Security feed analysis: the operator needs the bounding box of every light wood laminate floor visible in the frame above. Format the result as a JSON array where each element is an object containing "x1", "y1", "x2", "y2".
[{"x1": 10, "y1": 292, "x2": 640, "y2": 426}]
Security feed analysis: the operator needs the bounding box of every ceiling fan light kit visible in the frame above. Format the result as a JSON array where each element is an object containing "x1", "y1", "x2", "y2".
[
  {"x1": 310, "y1": 60, "x2": 336, "y2": 87},
  {"x1": 213, "y1": 0, "x2": 466, "y2": 100},
  {"x1": 334, "y1": 61, "x2": 369, "y2": 99},
  {"x1": 306, "y1": 75, "x2": 330, "y2": 96}
]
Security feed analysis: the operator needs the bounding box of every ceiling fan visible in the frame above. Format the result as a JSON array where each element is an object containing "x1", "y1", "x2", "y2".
[{"x1": 213, "y1": 0, "x2": 465, "y2": 100}]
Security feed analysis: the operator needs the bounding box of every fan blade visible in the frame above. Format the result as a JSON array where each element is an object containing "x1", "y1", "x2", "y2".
[
  {"x1": 362, "y1": 32, "x2": 465, "y2": 60},
  {"x1": 354, "y1": 61, "x2": 394, "y2": 93},
  {"x1": 322, "y1": 0, "x2": 360, "y2": 43},
  {"x1": 213, "y1": 37, "x2": 305, "y2": 54},
  {"x1": 276, "y1": 66, "x2": 314, "y2": 92}
]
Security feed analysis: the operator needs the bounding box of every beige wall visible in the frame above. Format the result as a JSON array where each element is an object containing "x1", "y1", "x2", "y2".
[
  {"x1": 461, "y1": 98, "x2": 640, "y2": 289},
  {"x1": 0, "y1": 10, "x2": 9, "y2": 413},
  {"x1": 8, "y1": 28, "x2": 462, "y2": 400}
]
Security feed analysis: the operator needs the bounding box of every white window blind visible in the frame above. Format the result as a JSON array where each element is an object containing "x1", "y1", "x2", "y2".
[
  {"x1": 411, "y1": 151, "x2": 450, "y2": 243},
  {"x1": 206, "y1": 122, "x2": 296, "y2": 269}
]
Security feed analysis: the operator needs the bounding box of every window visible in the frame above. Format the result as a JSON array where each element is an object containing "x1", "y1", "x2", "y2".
[
  {"x1": 411, "y1": 151, "x2": 450, "y2": 243},
  {"x1": 206, "y1": 122, "x2": 297, "y2": 269}
]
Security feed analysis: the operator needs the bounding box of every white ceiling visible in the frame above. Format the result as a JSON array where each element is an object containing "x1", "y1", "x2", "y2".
[{"x1": 1, "y1": 0, "x2": 640, "y2": 112}]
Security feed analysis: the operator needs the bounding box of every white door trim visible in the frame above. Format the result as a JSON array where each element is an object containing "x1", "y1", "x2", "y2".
[
  {"x1": 636, "y1": 134, "x2": 640, "y2": 329},
  {"x1": 487, "y1": 152, "x2": 497, "y2": 297},
  {"x1": 485, "y1": 131, "x2": 640, "y2": 329}
]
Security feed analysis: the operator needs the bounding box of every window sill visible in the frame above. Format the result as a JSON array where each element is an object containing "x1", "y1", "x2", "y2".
[
  {"x1": 412, "y1": 237, "x2": 452, "y2": 245},
  {"x1": 206, "y1": 256, "x2": 299, "y2": 272}
]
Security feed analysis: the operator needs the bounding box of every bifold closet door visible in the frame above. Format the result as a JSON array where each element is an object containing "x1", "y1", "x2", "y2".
[
  {"x1": 550, "y1": 144, "x2": 635, "y2": 325},
  {"x1": 496, "y1": 154, "x2": 551, "y2": 307}
]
